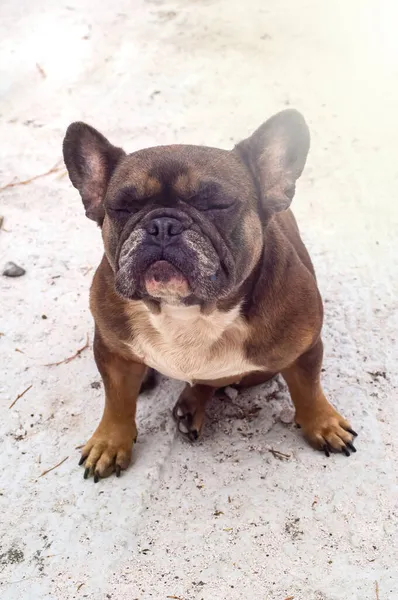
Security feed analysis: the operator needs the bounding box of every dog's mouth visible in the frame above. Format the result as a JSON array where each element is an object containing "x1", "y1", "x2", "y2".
[{"x1": 144, "y1": 260, "x2": 191, "y2": 299}]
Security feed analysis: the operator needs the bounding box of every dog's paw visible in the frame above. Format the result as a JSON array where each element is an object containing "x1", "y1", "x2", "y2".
[
  {"x1": 172, "y1": 397, "x2": 205, "y2": 442},
  {"x1": 297, "y1": 407, "x2": 358, "y2": 457},
  {"x1": 78, "y1": 423, "x2": 137, "y2": 482}
]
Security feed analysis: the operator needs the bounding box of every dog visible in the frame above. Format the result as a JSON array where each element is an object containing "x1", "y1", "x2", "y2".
[{"x1": 63, "y1": 109, "x2": 357, "y2": 482}]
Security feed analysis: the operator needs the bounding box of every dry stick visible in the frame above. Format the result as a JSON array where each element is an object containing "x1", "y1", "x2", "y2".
[
  {"x1": 9, "y1": 384, "x2": 33, "y2": 409},
  {"x1": 45, "y1": 334, "x2": 89, "y2": 367},
  {"x1": 375, "y1": 581, "x2": 380, "y2": 600},
  {"x1": 39, "y1": 456, "x2": 68, "y2": 478},
  {"x1": 0, "y1": 575, "x2": 40, "y2": 587},
  {"x1": 268, "y1": 448, "x2": 291, "y2": 460},
  {"x1": 0, "y1": 216, "x2": 9, "y2": 233},
  {"x1": 285, "y1": 597, "x2": 295, "y2": 600},
  {"x1": 167, "y1": 597, "x2": 184, "y2": 600},
  {"x1": 0, "y1": 162, "x2": 63, "y2": 191},
  {"x1": 36, "y1": 63, "x2": 46, "y2": 78}
]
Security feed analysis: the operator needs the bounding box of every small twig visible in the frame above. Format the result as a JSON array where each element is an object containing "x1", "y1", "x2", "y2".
[
  {"x1": 0, "y1": 575, "x2": 40, "y2": 587},
  {"x1": 375, "y1": 581, "x2": 379, "y2": 600},
  {"x1": 9, "y1": 384, "x2": 33, "y2": 409},
  {"x1": 36, "y1": 63, "x2": 46, "y2": 78},
  {"x1": 55, "y1": 169, "x2": 68, "y2": 180},
  {"x1": 15, "y1": 348, "x2": 24, "y2": 354},
  {"x1": 39, "y1": 456, "x2": 68, "y2": 478},
  {"x1": 268, "y1": 448, "x2": 291, "y2": 460},
  {"x1": 0, "y1": 215, "x2": 10, "y2": 233},
  {"x1": 77, "y1": 583, "x2": 85, "y2": 591},
  {"x1": 0, "y1": 161, "x2": 63, "y2": 191},
  {"x1": 81, "y1": 266, "x2": 93, "y2": 276},
  {"x1": 167, "y1": 596, "x2": 184, "y2": 600},
  {"x1": 45, "y1": 334, "x2": 89, "y2": 367},
  {"x1": 285, "y1": 596, "x2": 295, "y2": 600}
]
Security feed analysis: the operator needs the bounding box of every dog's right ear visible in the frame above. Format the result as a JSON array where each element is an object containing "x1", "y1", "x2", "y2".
[{"x1": 63, "y1": 122, "x2": 126, "y2": 225}]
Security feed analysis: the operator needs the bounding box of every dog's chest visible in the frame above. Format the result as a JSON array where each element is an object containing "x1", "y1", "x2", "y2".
[{"x1": 128, "y1": 304, "x2": 260, "y2": 383}]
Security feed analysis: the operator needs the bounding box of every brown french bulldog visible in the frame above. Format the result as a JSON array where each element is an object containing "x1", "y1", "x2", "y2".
[{"x1": 63, "y1": 109, "x2": 357, "y2": 482}]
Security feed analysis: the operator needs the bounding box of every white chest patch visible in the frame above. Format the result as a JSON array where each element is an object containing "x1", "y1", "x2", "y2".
[{"x1": 127, "y1": 303, "x2": 261, "y2": 383}]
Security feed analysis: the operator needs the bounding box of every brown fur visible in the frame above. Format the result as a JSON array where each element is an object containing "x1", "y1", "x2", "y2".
[{"x1": 63, "y1": 110, "x2": 357, "y2": 481}]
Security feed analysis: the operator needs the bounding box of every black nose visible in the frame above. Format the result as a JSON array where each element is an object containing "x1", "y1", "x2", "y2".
[{"x1": 146, "y1": 217, "x2": 184, "y2": 243}]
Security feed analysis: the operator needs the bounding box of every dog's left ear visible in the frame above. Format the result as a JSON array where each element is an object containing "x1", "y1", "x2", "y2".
[
  {"x1": 236, "y1": 109, "x2": 310, "y2": 215},
  {"x1": 63, "y1": 122, "x2": 126, "y2": 225}
]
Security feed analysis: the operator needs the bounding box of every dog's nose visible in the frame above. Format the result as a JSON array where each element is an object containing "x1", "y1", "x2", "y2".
[{"x1": 146, "y1": 217, "x2": 184, "y2": 243}]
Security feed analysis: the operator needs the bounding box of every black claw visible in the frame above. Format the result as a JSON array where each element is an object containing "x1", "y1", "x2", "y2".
[
  {"x1": 190, "y1": 430, "x2": 199, "y2": 441},
  {"x1": 346, "y1": 442, "x2": 357, "y2": 453},
  {"x1": 78, "y1": 455, "x2": 86, "y2": 466},
  {"x1": 115, "y1": 465, "x2": 121, "y2": 478},
  {"x1": 322, "y1": 444, "x2": 330, "y2": 458},
  {"x1": 342, "y1": 446, "x2": 350, "y2": 457},
  {"x1": 93, "y1": 472, "x2": 100, "y2": 483},
  {"x1": 346, "y1": 427, "x2": 358, "y2": 437},
  {"x1": 84, "y1": 467, "x2": 90, "y2": 479}
]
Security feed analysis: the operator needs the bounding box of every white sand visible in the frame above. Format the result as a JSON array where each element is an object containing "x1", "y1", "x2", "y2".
[{"x1": 1, "y1": 1, "x2": 397, "y2": 598}]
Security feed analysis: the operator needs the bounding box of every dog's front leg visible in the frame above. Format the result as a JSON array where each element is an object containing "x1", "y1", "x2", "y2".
[
  {"x1": 282, "y1": 339, "x2": 358, "y2": 456},
  {"x1": 173, "y1": 384, "x2": 214, "y2": 441},
  {"x1": 79, "y1": 329, "x2": 147, "y2": 481}
]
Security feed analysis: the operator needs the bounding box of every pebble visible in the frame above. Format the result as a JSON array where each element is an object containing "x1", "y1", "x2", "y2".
[
  {"x1": 2, "y1": 261, "x2": 26, "y2": 277},
  {"x1": 224, "y1": 386, "x2": 239, "y2": 401},
  {"x1": 279, "y1": 406, "x2": 295, "y2": 424}
]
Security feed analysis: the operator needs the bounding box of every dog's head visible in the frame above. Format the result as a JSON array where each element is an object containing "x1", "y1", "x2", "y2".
[{"x1": 63, "y1": 110, "x2": 309, "y2": 309}]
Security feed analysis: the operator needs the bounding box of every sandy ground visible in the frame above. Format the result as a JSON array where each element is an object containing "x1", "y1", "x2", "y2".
[{"x1": 1, "y1": 0, "x2": 398, "y2": 599}]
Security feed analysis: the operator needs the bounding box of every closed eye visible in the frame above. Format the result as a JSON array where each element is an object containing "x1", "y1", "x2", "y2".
[
  {"x1": 189, "y1": 197, "x2": 236, "y2": 212},
  {"x1": 107, "y1": 188, "x2": 141, "y2": 215},
  {"x1": 201, "y1": 201, "x2": 236, "y2": 211},
  {"x1": 189, "y1": 182, "x2": 236, "y2": 211},
  {"x1": 108, "y1": 205, "x2": 130, "y2": 213}
]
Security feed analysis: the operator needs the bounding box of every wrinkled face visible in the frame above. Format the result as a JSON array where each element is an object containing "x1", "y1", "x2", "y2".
[
  {"x1": 63, "y1": 110, "x2": 310, "y2": 308},
  {"x1": 102, "y1": 146, "x2": 263, "y2": 306}
]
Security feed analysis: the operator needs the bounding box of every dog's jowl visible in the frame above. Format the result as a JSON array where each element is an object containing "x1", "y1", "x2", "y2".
[{"x1": 63, "y1": 109, "x2": 357, "y2": 482}]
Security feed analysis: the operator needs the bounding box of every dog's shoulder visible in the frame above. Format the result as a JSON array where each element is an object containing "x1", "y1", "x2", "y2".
[
  {"x1": 241, "y1": 210, "x2": 323, "y2": 368},
  {"x1": 90, "y1": 255, "x2": 144, "y2": 358},
  {"x1": 273, "y1": 209, "x2": 316, "y2": 277}
]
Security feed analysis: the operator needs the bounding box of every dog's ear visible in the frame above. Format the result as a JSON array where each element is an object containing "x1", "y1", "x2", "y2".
[
  {"x1": 236, "y1": 109, "x2": 310, "y2": 215},
  {"x1": 63, "y1": 122, "x2": 126, "y2": 225}
]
